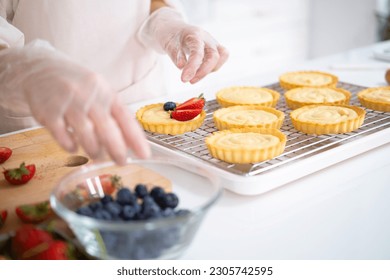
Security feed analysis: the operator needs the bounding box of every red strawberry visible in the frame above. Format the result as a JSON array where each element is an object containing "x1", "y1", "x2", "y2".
[
  {"x1": 0, "y1": 147, "x2": 12, "y2": 164},
  {"x1": 0, "y1": 210, "x2": 7, "y2": 229},
  {"x1": 99, "y1": 174, "x2": 122, "y2": 194},
  {"x1": 175, "y1": 93, "x2": 205, "y2": 110},
  {"x1": 171, "y1": 108, "x2": 202, "y2": 121},
  {"x1": 34, "y1": 240, "x2": 75, "y2": 260},
  {"x1": 11, "y1": 225, "x2": 53, "y2": 259},
  {"x1": 15, "y1": 200, "x2": 53, "y2": 223},
  {"x1": 3, "y1": 162, "x2": 36, "y2": 185},
  {"x1": 76, "y1": 174, "x2": 121, "y2": 198}
]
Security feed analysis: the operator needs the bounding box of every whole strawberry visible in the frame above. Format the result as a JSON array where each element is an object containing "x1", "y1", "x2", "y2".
[
  {"x1": 0, "y1": 209, "x2": 7, "y2": 229},
  {"x1": 15, "y1": 200, "x2": 53, "y2": 223},
  {"x1": 0, "y1": 147, "x2": 12, "y2": 164},
  {"x1": 11, "y1": 225, "x2": 53, "y2": 259},
  {"x1": 3, "y1": 162, "x2": 36, "y2": 185},
  {"x1": 75, "y1": 174, "x2": 121, "y2": 199},
  {"x1": 34, "y1": 240, "x2": 76, "y2": 260}
]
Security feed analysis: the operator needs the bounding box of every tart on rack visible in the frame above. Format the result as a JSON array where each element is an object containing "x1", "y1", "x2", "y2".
[
  {"x1": 290, "y1": 104, "x2": 365, "y2": 135},
  {"x1": 284, "y1": 87, "x2": 351, "y2": 109},
  {"x1": 357, "y1": 87, "x2": 390, "y2": 112},
  {"x1": 205, "y1": 128, "x2": 286, "y2": 164},
  {"x1": 215, "y1": 86, "x2": 280, "y2": 107},
  {"x1": 136, "y1": 97, "x2": 206, "y2": 135},
  {"x1": 213, "y1": 105, "x2": 284, "y2": 130},
  {"x1": 279, "y1": 71, "x2": 338, "y2": 90}
]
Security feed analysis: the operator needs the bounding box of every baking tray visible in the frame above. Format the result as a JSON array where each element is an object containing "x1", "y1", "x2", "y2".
[{"x1": 145, "y1": 82, "x2": 390, "y2": 195}]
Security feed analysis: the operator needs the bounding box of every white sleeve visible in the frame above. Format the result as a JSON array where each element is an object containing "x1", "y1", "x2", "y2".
[{"x1": 0, "y1": 15, "x2": 24, "y2": 49}]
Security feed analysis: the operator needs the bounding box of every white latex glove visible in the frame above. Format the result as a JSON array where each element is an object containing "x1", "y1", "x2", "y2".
[
  {"x1": 0, "y1": 41, "x2": 151, "y2": 164},
  {"x1": 139, "y1": 7, "x2": 229, "y2": 84}
]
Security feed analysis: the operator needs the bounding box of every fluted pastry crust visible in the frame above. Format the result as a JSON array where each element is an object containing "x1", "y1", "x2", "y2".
[
  {"x1": 357, "y1": 87, "x2": 390, "y2": 112},
  {"x1": 136, "y1": 103, "x2": 206, "y2": 135},
  {"x1": 279, "y1": 71, "x2": 338, "y2": 90},
  {"x1": 205, "y1": 128, "x2": 286, "y2": 164},
  {"x1": 284, "y1": 87, "x2": 351, "y2": 109},
  {"x1": 290, "y1": 105, "x2": 365, "y2": 135},
  {"x1": 216, "y1": 86, "x2": 280, "y2": 107},
  {"x1": 213, "y1": 105, "x2": 284, "y2": 130}
]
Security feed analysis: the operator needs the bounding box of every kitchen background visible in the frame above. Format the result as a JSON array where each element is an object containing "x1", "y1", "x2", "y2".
[{"x1": 163, "y1": 0, "x2": 385, "y2": 94}]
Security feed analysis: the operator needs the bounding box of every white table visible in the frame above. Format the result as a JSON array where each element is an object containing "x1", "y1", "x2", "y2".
[{"x1": 132, "y1": 41, "x2": 390, "y2": 259}]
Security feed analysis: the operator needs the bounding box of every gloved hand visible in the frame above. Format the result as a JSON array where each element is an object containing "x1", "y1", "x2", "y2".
[
  {"x1": 139, "y1": 7, "x2": 229, "y2": 84},
  {"x1": 0, "y1": 40, "x2": 151, "y2": 164}
]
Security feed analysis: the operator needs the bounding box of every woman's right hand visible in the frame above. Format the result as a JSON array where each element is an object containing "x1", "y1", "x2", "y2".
[{"x1": 0, "y1": 41, "x2": 151, "y2": 164}]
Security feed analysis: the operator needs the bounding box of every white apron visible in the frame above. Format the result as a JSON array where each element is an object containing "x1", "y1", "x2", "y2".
[{"x1": 0, "y1": 0, "x2": 166, "y2": 133}]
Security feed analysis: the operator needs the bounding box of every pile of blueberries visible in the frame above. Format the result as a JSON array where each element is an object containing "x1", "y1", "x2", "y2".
[{"x1": 75, "y1": 184, "x2": 191, "y2": 259}]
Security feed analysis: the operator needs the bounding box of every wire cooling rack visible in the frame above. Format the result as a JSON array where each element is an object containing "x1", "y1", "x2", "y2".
[{"x1": 145, "y1": 82, "x2": 390, "y2": 176}]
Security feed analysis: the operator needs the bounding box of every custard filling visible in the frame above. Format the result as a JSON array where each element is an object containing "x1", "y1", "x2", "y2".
[
  {"x1": 294, "y1": 106, "x2": 358, "y2": 124},
  {"x1": 287, "y1": 88, "x2": 345, "y2": 103},
  {"x1": 218, "y1": 110, "x2": 278, "y2": 125},
  {"x1": 214, "y1": 133, "x2": 280, "y2": 150}
]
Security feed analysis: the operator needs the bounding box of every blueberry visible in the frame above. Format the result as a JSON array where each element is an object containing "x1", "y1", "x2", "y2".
[
  {"x1": 121, "y1": 204, "x2": 140, "y2": 220},
  {"x1": 89, "y1": 201, "x2": 103, "y2": 211},
  {"x1": 101, "y1": 195, "x2": 113, "y2": 204},
  {"x1": 135, "y1": 184, "x2": 148, "y2": 198},
  {"x1": 141, "y1": 195, "x2": 161, "y2": 219},
  {"x1": 163, "y1": 101, "x2": 176, "y2": 111},
  {"x1": 105, "y1": 201, "x2": 122, "y2": 217},
  {"x1": 150, "y1": 186, "x2": 165, "y2": 201},
  {"x1": 161, "y1": 207, "x2": 175, "y2": 217},
  {"x1": 76, "y1": 206, "x2": 94, "y2": 217},
  {"x1": 159, "y1": 193, "x2": 179, "y2": 209},
  {"x1": 116, "y1": 188, "x2": 137, "y2": 205},
  {"x1": 93, "y1": 209, "x2": 112, "y2": 220}
]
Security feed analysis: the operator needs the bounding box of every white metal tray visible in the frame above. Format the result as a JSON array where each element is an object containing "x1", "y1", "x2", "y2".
[{"x1": 145, "y1": 82, "x2": 390, "y2": 195}]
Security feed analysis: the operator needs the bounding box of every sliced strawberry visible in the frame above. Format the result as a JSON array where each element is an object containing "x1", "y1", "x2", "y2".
[
  {"x1": 0, "y1": 209, "x2": 7, "y2": 229},
  {"x1": 175, "y1": 93, "x2": 205, "y2": 110},
  {"x1": 0, "y1": 147, "x2": 12, "y2": 164},
  {"x1": 11, "y1": 225, "x2": 54, "y2": 259},
  {"x1": 3, "y1": 162, "x2": 36, "y2": 185},
  {"x1": 15, "y1": 200, "x2": 53, "y2": 223},
  {"x1": 34, "y1": 240, "x2": 76, "y2": 260},
  {"x1": 171, "y1": 108, "x2": 202, "y2": 121}
]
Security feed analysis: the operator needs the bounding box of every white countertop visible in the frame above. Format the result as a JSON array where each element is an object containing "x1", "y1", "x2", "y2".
[{"x1": 133, "y1": 41, "x2": 390, "y2": 260}]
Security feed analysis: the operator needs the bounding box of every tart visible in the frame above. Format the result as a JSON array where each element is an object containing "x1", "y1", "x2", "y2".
[
  {"x1": 279, "y1": 71, "x2": 338, "y2": 90},
  {"x1": 215, "y1": 86, "x2": 280, "y2": 107},
  {"x1": 205, "y1": 128, "x2": 286, "y2": 164},
  {"x1": 290, "y1": 105, "x2": 365, "y2": 135},
  {"x1": 284, "y1": 87, "x2": 351, "y2": 109},
  {"x1": 357, "y1": 87, "x2": 390, "y2": 112},
  {"x1": 136, "y1": 103, "x2": 206, "y2": 135},
  {"x1": 213, "y1": 105, "x2": 285, "y2": 130}
]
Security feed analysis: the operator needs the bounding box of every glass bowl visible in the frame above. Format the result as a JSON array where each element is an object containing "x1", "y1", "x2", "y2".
[{"x1": 50, "y1": 158, "x2": 222, "y2": 260}]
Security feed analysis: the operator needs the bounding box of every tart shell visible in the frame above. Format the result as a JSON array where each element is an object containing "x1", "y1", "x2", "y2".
[
  {"x1": 205, "y1": 128, "x2": 286, "y2": 164},
  {"x1": 279, "y1": 71, "x2": 339, "y2": 90},
  {"x1": 136, "y1": 103, "x2": 206, "y2": 135},
  {"x1": 290, "y1": 105, "x2": 366, "y2": 135},
  {"x1": 216, "y1": 86, "x2": 280, "y2": 108},
  {"x1": 357, "y1": 87, "x2": 390, "y2": 112},
  {"x1": 213, "y1": 105, "x2": 285, "y2": 130},
  {"x1": 284, "y1": 87, "x2": 351, "y2": 109}
]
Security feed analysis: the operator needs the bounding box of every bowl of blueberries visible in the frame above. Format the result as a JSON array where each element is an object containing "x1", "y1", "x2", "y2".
[{"x1": 50, "y1": 158, "x2": 222, "y2": 260}]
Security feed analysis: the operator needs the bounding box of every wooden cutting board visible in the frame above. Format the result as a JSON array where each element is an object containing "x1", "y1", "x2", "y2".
[{"x1": 0, "y1": 128, "x2": 170, "y2": 234}]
